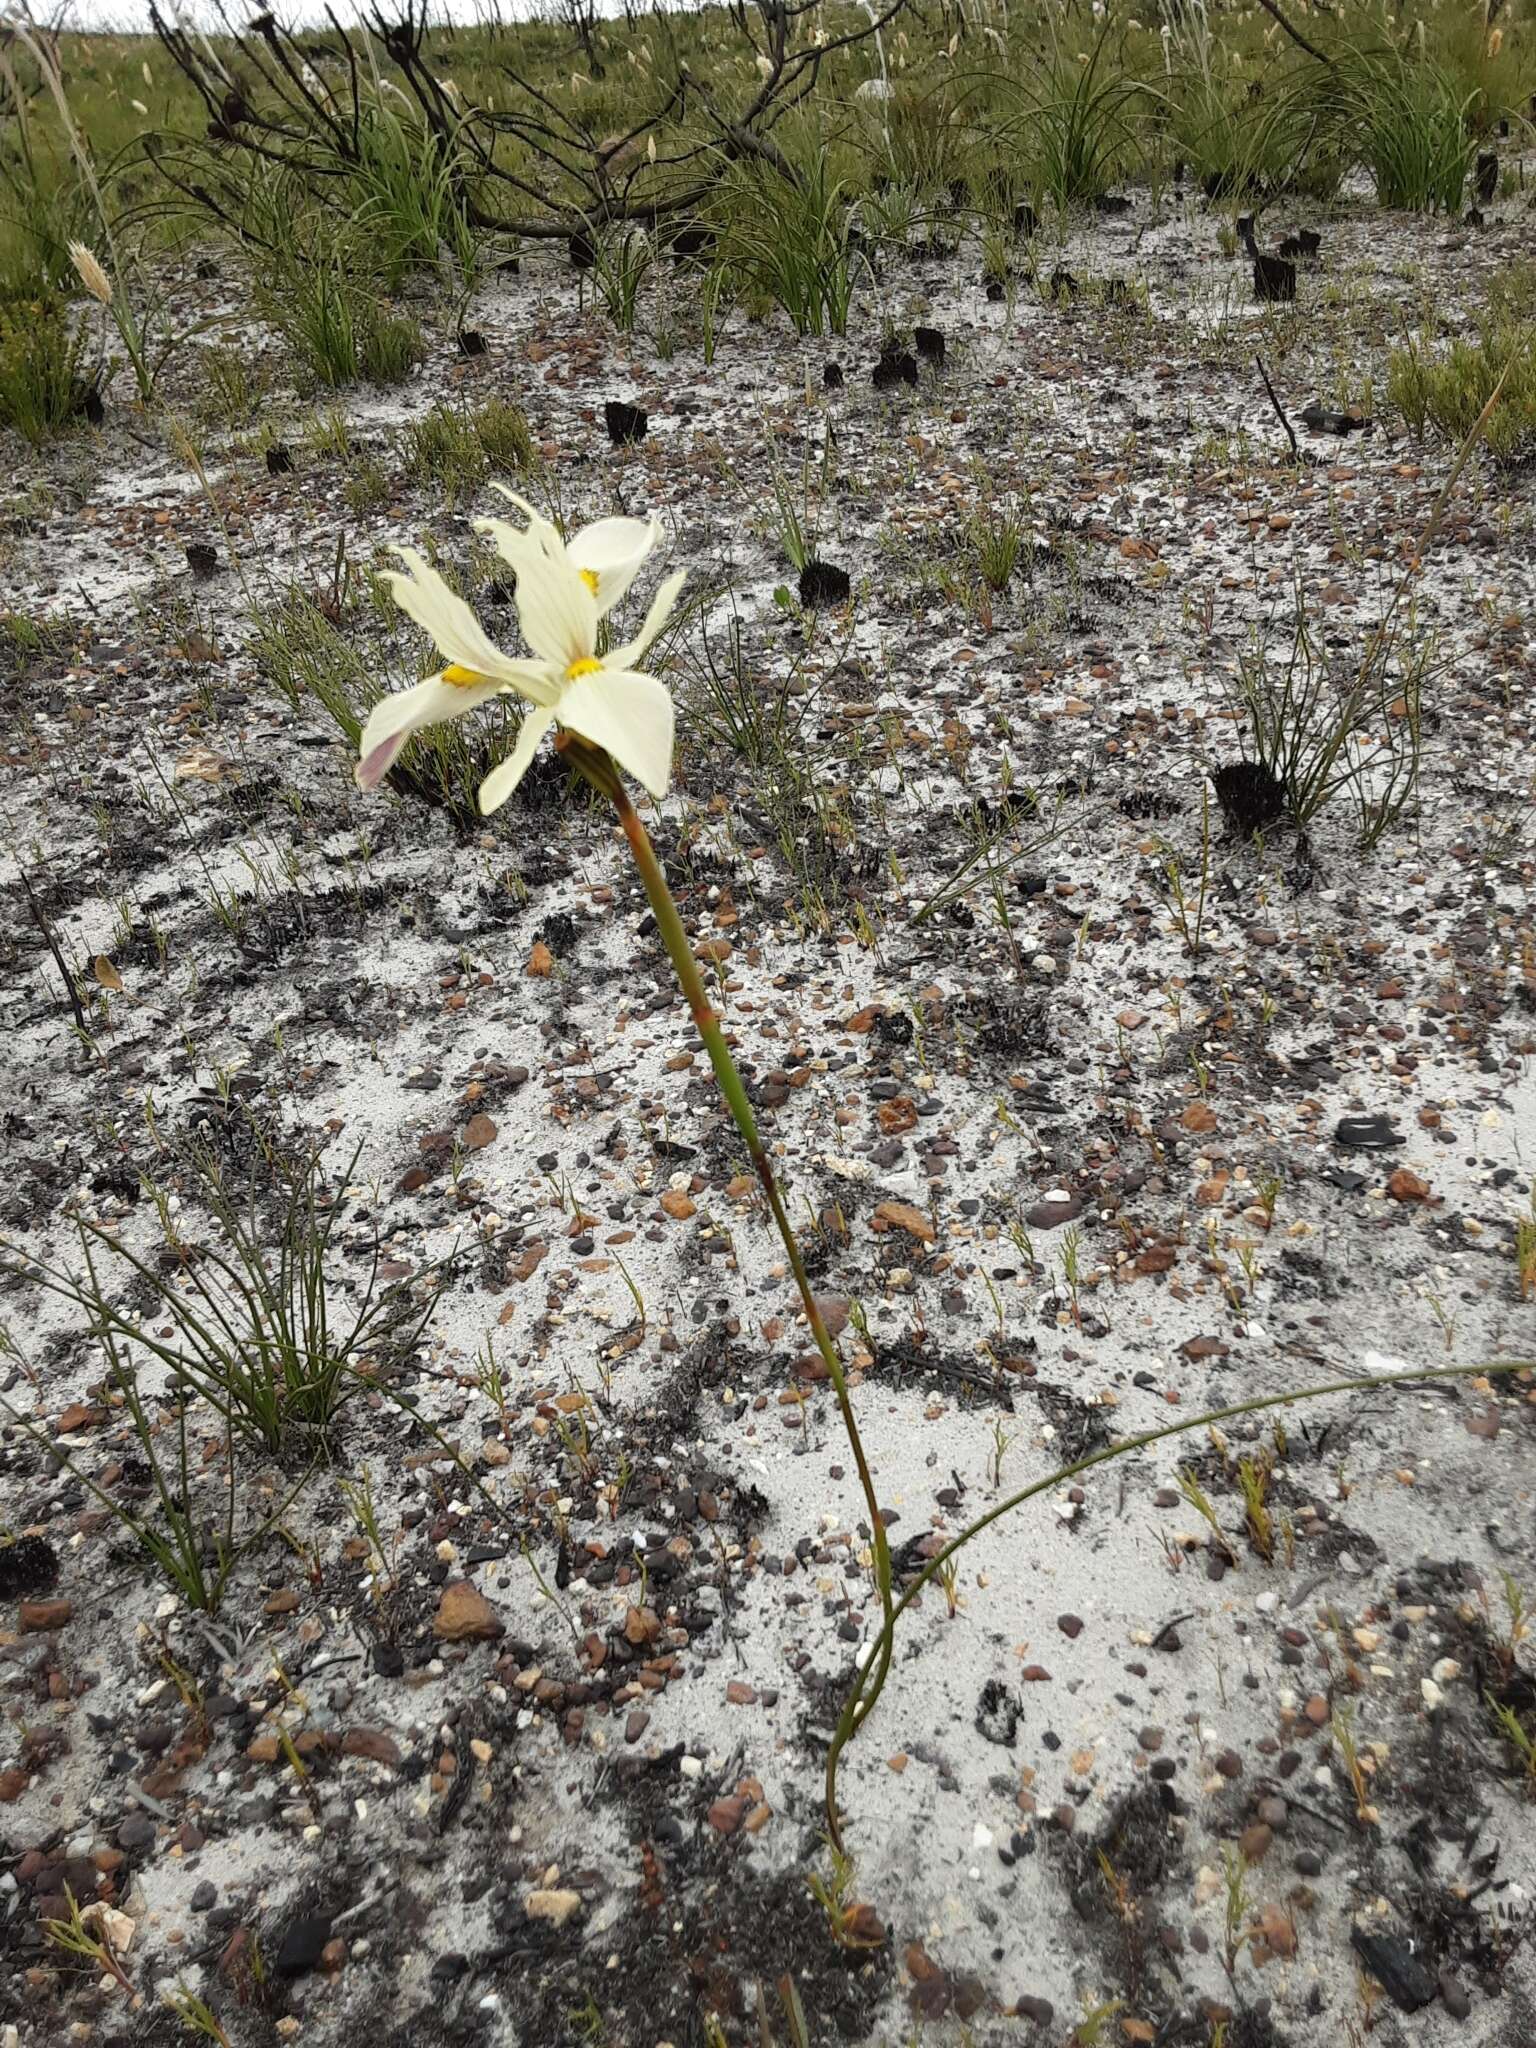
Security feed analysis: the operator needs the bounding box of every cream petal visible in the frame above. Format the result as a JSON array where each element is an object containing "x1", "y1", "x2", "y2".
[
  {"x1": 484, "y1": 489, "x2": 566, "y2": 564},
  {"x1": 566, "y1": 515, "x2": 659, "y2": 614},
  {"x1": 557, "y1": 667, "x2": 675, "y2": 800},
  {"x1": 515, "y1": 549, "x2": 599, "y2": 670},
  {"x1": 386, "y1": 549, "x2": 554, "y2": 704},
  {"x1": 472, "y1": 515, "x2": 539, "y2": 576},
  {"x1": 355, "y1": 673, "x2": 501, "y2": 790},
  {"x1": 605, "y1": 568, "x2": 687, "y2": 670},
  {"x1": 478, "y1": 705, "x2": 556, "y2": 813}
]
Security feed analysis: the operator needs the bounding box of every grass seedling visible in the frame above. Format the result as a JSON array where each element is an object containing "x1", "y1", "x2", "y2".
[
  {"x1": 554, "y1": 1403, "x2": 599, "y2": 1485},
  {"x1": 1177, "y1": 1466, "x2": 1237, "y2": 1568},
  {"x1": 1158, "y1": 784, "x2": 1211, "y2": 960},
  {"x1": 3, "y1": 1329, "x2": 237, "y2": 1612},
  {"x1": 475, "y1": 1332, "x2": 510, "y2": 1420},
  {"x1": 611, "y1": 1249, "x2": 646, "y2": 1331},
  {"x1": 43, "y1": 1887, "x2": 135, "y2": 1995},
  {"x1": 936, "y1": 1554, "x2": 961, "y2": 1618},
  {"x1": 1237, "y1": 1452, "x2": 1275, "y2": 1562},
  {"x1": 988, "y1": 1417, "x2": 1016, "y2": 1489},
  {"x1": 1330, "y1": 1704, "x2": 1377, "y2": 1826},
  {"x1": 569, "y1": 1992, "x2": 608, "y2": 2044},
  {"x1": 7, "y1": 1137, "x2": 439, "y2": 1453},
  {"x1": 1514, "y1": 1185, "x2": 1536, "y2": 1301},
  {"x1": 1486, "y1": 1695, "x2": 1536, "y2": 1790},
  {"x1": 1059, "y1": 1225, "x2": 1084, "y2": 1326},
  {"x1": 806, "y1": 1840, "x2": 883, "y2": 1949},
  {"x1": 969, "y1": 497, "x2": 1027, "y2": 592},
  {"x1": 1422, "y1": 1285, "x2": 1458, "y2": 1352},
  {"x1": 1220, "y1": 1844, "x2": 1251, "y2": 1983},
  {"x1": 339, "y1": 1466, "x2": 396, "y2": 1597},
  {"x1": 1071, "y1": 1997, "x2": 1125, "y2": 2048},
  {"x1": 165, "y1": 1984, "x2": 233, "y2": 2047}
]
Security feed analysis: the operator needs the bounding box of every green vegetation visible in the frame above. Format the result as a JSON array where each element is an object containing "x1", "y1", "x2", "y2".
[
  {"x1": 402, "y1": 397, "x2": 535, "y2": 502},
  {"x1": 1, "y1": 1, "x2": 1531, "y2": 431},
  {"x1": 1390, "y1": 288, "x2": 1536, "y2": 464},
  {"x1": 0, "y1": 298, "x2": 85, "y2": 441}
]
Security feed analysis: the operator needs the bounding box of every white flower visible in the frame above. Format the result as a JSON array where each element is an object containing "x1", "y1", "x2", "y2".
[{"x1": 356, "y1": 500, "x2": 683, "y2": 812}]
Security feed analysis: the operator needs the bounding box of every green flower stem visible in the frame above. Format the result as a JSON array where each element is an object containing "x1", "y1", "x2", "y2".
[
  {"x1": 566, "y1": 738, "x2": 894, "y2": 1846},
  {"x1": 823, "y1": 1355, "x2": 1535, "y2": 1831}
]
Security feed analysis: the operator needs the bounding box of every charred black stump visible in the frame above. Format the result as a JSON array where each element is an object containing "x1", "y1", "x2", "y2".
[
  {"x1": 185, "y1": 541, "x2": 219, "y2": 581},
  {"x1": 1014, "y1": 201, "x2": 1037, "y2": 238},
  {"x1": 1048, "y1": 267, "x2": 1078, "y2": 301},
  {"x1": 1297, "y1": 227, "x2": 1321, "y2": 257},
  {"x1": 1252, "y1": 250, "x2": 1295, "y2": 302},
  {"x1": 1212, "y1": 760, "x2": 1286, "y2": 836},
  {"x1": 799, "y1": 559, "x2": 851, "y2": 609},
  {"x1": 872, "y1": 350, "x2": 918, "y2": 391},
  {"x1": 985, "y1": 279, "x2": 1006, "y2": 302},
  {"x1": 1299, "y1": 402, "x2": 1370, "y2": 436},
  {"x1": 266, "y1": 443, "x2": 293, "y2": 475},
  {"x1": 1476, "y1": 151, "x2": 1498, "y2": 204},
  {"x1": 670, "y1": 225, "x2": 715, "y2": 260},
  {"x1": 823, "y1": 360, "x2": 844, "y2": 390},
  {"x1": 604, "y1": 400, "x2": 647, "y2": 445},
  {"x1": 1207, "y1": 168, "x2": 1262, "y2": 200},
  {"x1": 568, "y1": 230, "x2": 596, "y2": 271},
  {"x1": 456, "y1": 328, "x2": 488, "y2": 357},
  {"x1": 0, "y1": 1535, "x2": 59, "y2": 1598},
  {"x1": 914, "y1": 324, "x2": 945, "y2": 365}
]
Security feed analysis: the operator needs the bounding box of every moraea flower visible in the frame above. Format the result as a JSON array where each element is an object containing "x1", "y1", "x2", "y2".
[{"x1": 355, "y1": 498, "x2": 684, "y2": 812}]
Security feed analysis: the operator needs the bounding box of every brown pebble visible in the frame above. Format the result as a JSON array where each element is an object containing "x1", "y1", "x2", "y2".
[
  {"x1": 340, "y1": 1728, "x2": 401, "y2": 1767},
  {"x1": 19, "y1": 1600, "x2": 71, "y2": 1632},
  {"x1": 1057, "y1": 1614, "x2": 1084, "y2": 1639},
  {"x1": 1239, "y1": 1823, "x2": 1274, "y2": 1863},
  {"x1": 432, "y1": 1582, "x2": 503, "y2": 1643},
  {"x1": 707, "y1": 1794, "x2": 749, "y2": 1834}
]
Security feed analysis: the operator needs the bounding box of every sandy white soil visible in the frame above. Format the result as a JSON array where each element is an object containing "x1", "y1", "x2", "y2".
[{"x1": 2, "y1": 178, "x2": 1536, "y2": 2048}]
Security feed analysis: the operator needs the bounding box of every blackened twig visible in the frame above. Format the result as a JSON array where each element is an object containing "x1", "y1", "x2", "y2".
[
  {"x1": 19, "y1": 869, "x2": 86, "y2": 1033},
  {"x1": 1255, "y1": 0, "x2": 1333, "y2": 63},
  {"x1": 1149, "y1": 1611, "x2": 1196, "y2": 1651},
  {"x1": 1256, "y1": 354, "x2": 1300, "y2": 463}
]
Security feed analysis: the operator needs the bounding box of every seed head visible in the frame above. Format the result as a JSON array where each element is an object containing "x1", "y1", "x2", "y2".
[{"x1": 68, "y1": 242, "x2": 113, "y2": 306}]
